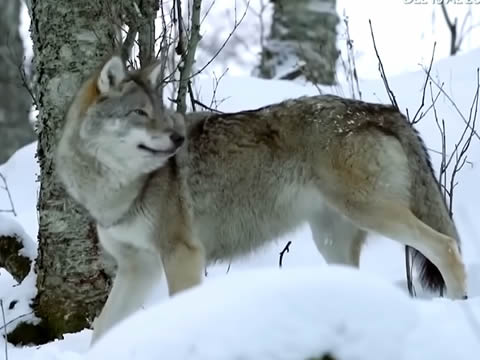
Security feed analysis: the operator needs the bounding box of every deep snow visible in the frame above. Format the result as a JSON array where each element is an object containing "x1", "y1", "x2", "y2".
[{"x1": 1, "y1": 44, "x2": 480, "y2": 360}]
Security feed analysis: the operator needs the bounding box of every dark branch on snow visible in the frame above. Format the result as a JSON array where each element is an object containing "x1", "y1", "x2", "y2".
[{"x1": 279, "y1": 241, "x2": 292, "y2": 268}]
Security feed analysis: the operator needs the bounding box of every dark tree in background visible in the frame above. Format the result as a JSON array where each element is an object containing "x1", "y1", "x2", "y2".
[
  {"x1": 6, "y1": 0, "x2": 161, "y2": 345},
  {"x1": 8, "y1": 0, "x2": 119, "y2": 344},
  {"x1": 258, "y1": 0, "x2": 338, "y2": 85},
  {"x1": 0, "y1": 0, "x2": 34, "y2": 164}
]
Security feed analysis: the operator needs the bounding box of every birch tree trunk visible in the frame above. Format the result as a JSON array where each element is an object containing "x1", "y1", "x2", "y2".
[
  {"x1": 258, "y1": 0, "x2": 338, "y2": 85},
  {"x1": 0, "y1": 0, "x2": 34, "y2": 164},
  {"x1": 9, "y1": 0, "x2": 118, "y2": 345}
]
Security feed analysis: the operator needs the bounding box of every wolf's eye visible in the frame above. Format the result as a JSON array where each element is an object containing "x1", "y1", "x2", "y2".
[{"x1": 131, "y1": 109, "x2": 149, "y2": 117}]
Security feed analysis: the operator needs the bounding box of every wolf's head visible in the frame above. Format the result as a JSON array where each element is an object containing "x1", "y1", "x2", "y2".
[{"x1": 73, "y1": 56, "x2": 185, "y2": 174}]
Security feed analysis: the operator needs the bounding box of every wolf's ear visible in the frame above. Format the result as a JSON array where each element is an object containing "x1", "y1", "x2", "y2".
[
  {"x1": 147, "y1": 61, "x2": 163, "y2": 88},
  {"x1": 97, "y1": 56, "x2": 126, "y2": 94}
]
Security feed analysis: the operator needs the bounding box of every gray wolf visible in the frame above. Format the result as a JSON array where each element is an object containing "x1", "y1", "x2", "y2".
[{"x1": 55, "y1": 56, "x2": 467, "y2": 344}]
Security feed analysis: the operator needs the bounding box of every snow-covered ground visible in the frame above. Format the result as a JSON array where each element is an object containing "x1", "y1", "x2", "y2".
[{"x1": 1, "y1": 46, "x2": 480, "y2": 359}]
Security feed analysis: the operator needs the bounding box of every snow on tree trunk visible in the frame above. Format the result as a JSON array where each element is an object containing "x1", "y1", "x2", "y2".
[
  {"x1": 0, "y1": 0, "x2": 34, "y2": 164},
  {"x1": 10, "y1": 0, "x2": 119, "y2": 344},
  {"x1": 258, "y1": 0, "x2": 338, "y2": 85}
]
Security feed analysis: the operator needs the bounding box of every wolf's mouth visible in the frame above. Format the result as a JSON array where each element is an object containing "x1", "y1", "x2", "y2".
[{"x1": 137, "y1": 144, "x2": 176, "y2": 155}]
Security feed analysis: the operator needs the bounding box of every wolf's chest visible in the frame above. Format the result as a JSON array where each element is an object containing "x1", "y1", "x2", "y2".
[{"x1": 98, "y1": 215, "x2": 156, "y2": 252}]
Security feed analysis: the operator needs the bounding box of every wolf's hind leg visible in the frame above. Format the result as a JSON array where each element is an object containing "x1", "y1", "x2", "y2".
[
  {"x1": 344, "y1": 201, "x2": 466, "y2": 299},
  {"x1": 309, "y1": 207, "x2": 366, "y2": 267},
  {"x1": 315, "y1": 130, "x2": 466, "y2": 299}
]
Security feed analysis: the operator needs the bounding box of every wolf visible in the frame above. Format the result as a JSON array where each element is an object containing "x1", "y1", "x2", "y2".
[{"x1": 55, "y1": 56, "x2": 467, "y2": 344}]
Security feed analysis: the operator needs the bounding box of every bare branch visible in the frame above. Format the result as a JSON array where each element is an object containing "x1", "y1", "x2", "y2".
[
  {"x1": 208, "y1": 68, "x2": 229, "y2": 110},
  {"x1": 156, "y1": 1, "x2": 176, "y2": 101},
  {"x1": 193, "y1": 99, "x2": 224, "y2": 113},
  {"x1": 409, "y1": 43, "x2": 436, "y2": 124},
  {"x1": 446, "y1": 69, "x2": 479, "y2": 213},
  {"x1": 440, "y1": 3, "x2": 458, "y2": 55},
  {"x1": 430, "y1": 81, "x2": 448, "y2": 204},
  {"x1": 0, "y1": 173, "x2": 17, "y2": 217},
  {"x1": 1, "y1": 300, "x2": 8, "y2": 360},
  {"x1": 368, "y1": 20, "x2": 399, "y2": 111},
  {"x1": 343, "y1": 14, "x2": 361, "y2": 100},
  {"x1": 429, "y1": 68, "x2": 478, "y2": 218},
  {"x1": 424, "y1": 70, "x2": 480, "y2": 141},
  {"x1": 279, "y1": 241, "x2": 292, "y2": 268},
  {"x1": 176, "y1": 0, "x2": 203, "y2": 114},
  {"x1": 191, "y1": 1, "x2": 250, "y2": 80}
]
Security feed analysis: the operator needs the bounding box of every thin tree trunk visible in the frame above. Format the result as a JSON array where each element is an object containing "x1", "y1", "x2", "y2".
[
  {"x1": 8, "y1": 0, "x2": 119, "y2": 345},
  {"x1": 137, "y1": 0, "x2": 158, "y2": 67},
  {"x1": 258, "y1": 0, "x2": 338, "y2": 85},
  {"x1": 0, "y1": 0, "x2": 34, "y2": 164}
]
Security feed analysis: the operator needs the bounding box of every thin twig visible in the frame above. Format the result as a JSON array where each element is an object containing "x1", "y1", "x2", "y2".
[
  {"x1": 188, "y1": 82, "x2": 197, "y2": 111},
  {"x1": 156, "y1": 0, "x2": 178, "y2": 101},
  {"x1": 190, "y1": 1, "x2": 250, "y2": 80},
  {"x1": 430, "y1": 81, "x2": 448, "y2": 204},
  {"x1": 423, "y1": 69, "x2": 480, "y2": 141},
  {"x1": 429, "y1": 68, "x2": 478, "y2": 219},
  {"x1": 410, "y1": 43, "x2": 436, "y2": 124},
  {"x1": 200, "y1": 0, "x2": 216, "y2": 26},
  {"x1": 0, "y1": 311, "x2": 34, "y2": 332},
  {"x1": 0, "y1": 173, "x2": 17, "y2": 216},
  {"x1": 447, "y1": 69, "x2": 479, "y2": 213},
  {"x1": 344, "y1": 15, "x2": 361, "y2": 100},
  {"x1": 209, "y1": 68, "x2": 229, "y2": 110},
  {"x1": 193, "y1": 99, "x2": 224, "y2": 113},
  {"x1": 369, "y1": 19, "x2": 398, "y2": 111},
  {"x1": 1, "y1": 300, "x2": 8, "y2": 360},
  {"x1": 279, "y1": 241, "x2": 292, "y2": 268}
]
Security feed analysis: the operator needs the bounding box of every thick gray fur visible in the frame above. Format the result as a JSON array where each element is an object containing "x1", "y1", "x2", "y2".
[{"x1": 56, "y1": 57, "x2": 467, "y2": 345}]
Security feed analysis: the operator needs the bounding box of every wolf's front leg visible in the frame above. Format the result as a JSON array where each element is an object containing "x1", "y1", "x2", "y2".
[{"x1": 91, "y1": 242, "x2": 163, "y2": 345}]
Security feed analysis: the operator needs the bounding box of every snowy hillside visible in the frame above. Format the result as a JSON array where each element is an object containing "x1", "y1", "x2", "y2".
[
  {"x1": 84, "y1": 267, "x2": 480, "y2": 360},
  {"x1": 1, "y1": 47, "x2": 480, "y2": 359}
]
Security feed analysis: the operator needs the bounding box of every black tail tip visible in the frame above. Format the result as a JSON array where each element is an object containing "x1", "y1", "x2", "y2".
[
  {"x1": 418, "y1": 260, "x2": 445, "y2": 293},
  {"x1": 418, "y1": 258, "x2": 469, "y2": 300},
  {"x1": 413, "y1": 249, "x2": 446, "y2": 295}
]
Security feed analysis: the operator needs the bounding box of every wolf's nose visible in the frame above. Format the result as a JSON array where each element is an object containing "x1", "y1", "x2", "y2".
[{"x1": 170, "y1": 133, "x2": 185, "y2": 147}]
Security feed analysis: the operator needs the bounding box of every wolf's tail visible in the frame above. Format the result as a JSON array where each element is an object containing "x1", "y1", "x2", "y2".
[{"x1": 394, "y1": 116, "x2": 461, "y2": 294}]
